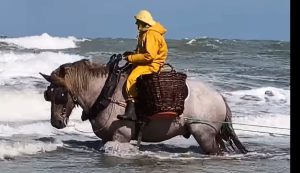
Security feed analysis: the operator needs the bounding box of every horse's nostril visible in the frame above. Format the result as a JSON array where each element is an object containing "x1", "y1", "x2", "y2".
[{"x1": 58, "y1": 120, "x2": 64, "y2": 127}]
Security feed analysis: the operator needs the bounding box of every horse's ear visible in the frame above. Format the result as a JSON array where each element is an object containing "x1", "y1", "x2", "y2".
[
  {"x1": 49, "y1": 65, "x2": 70, "y2": 87},
  {"x1": 58, "y1": 67, "x2": 65, "y2": 77},
  {"x1": 58, "y1": 65, "x2": 71, "y2": 77},
  {"x1": 51, "y1": 74, "x2": 67, "y2": 87},
  {"x1": 39, "y1": 72, "x2": 52, "y2": 83}
]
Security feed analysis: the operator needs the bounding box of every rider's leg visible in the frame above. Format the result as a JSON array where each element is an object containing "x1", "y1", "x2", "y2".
[
  {"x1": 117, "y1": 98, "x2": 137, "y2": 120},
  {"x1": 117, "y1": 66, "x2": 152, "y2": 120}
]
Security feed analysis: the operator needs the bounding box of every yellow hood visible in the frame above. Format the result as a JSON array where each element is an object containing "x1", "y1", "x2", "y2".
[
  {"x1": 148, "y1": 22, "x2": 167, "y2": 35},
  {"x1": 128, "y1": 22, "x2": 168, "y2": 71}
]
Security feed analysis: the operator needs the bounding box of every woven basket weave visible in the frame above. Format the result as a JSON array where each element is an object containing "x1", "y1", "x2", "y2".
[{"x1": 136, "y1": 64, "x2": 187, "y2": 116}]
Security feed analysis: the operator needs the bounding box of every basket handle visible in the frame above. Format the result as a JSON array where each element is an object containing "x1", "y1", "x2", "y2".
[{"x1": 158, "y1": 63, "x2": 175, "y2": 73}]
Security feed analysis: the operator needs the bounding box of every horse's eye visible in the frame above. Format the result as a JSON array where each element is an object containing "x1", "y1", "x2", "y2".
[
  {"x1": 53, "y1": 88, "x2": 68, "y2": 104},
  {"x1": 50, "y1": 88, "x2": 54, "y2": 92}
]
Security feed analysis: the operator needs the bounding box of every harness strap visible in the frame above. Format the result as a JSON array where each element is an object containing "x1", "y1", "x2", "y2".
[
  {"x1": 86, "y1": 54, "x2": 131, "y2": 120},
  {"x1": 109, "y1": 98, "x2": 126, "y2": 107}
]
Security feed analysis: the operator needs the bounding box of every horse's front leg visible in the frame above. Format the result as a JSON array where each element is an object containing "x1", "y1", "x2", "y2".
[{"x1": 112, "y1": 126, "x2": 134, "y2": 143}]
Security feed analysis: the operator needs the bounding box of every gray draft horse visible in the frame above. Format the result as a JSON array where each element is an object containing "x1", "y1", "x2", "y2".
[{"x1": 40, "y1": 59, "x2": 247, "y2": 155}]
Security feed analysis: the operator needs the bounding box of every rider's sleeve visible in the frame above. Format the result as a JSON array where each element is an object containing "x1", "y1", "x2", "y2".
[{"x1": 127, "y1": 32, "x2": 158, "y2": 64}]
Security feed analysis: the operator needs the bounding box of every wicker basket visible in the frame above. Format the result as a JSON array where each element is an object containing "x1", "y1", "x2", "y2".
[{"x1": 136, "y1": 64, "x2": 187, "y2": 116}]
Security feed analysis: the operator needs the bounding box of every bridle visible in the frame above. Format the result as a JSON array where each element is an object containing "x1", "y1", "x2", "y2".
[{"x1": 44, "y1": 84, "x2": 80, "y2": 109}]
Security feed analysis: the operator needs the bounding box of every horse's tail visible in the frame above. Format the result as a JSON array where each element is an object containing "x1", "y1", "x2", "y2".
[{"x1": 216, "y1": 95, "x2": 248, "y2": 154}]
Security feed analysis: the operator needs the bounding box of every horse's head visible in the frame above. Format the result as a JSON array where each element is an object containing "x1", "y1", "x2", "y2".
[
  {"x1": 40, "y1": 68, "x2": 76, "y2": 129},
  {"x1": 40, "y1": 59, "x2": 110, "y2": 129}
]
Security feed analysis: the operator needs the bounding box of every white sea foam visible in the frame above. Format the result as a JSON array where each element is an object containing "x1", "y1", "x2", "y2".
[
  {"x1": 0, "y1": 51, "x2": 84, "y2": 83},
  {"x1": 0, "y1": 139, "x2": 63, "y2": 160},
  {"x1": 0, "y1": 90, "x2": 83, "y2": 122},
  {"x1": 0, "y1": 120, "x2": 93, "y2": 139},
  {"x1": 61, "y1": 120, "x2": 95, "y2": 137},
  {"x1": 186, "y1": 39, "x2": 196, "y2": 45},
  {"x1": 0, "y1": 90, "x2": 49, "y2": 121},
  {"x1": 0, "y1": 33, "x2": 87, "y2": 50},
  {"x1": 101, "y1": 141, "x2": 141, "y2": 158},
  {"x1": 101, "y1": 141, "x2": 199, "y2": 160},
  {"x1": 225, "y1": 87, "x2": 290, "y2": 105},
  {"x1": 185, "y1": 81, "x2": 290, "y2": 136},
  {"x1": 224, "y1": 87, "x2": 290, "y2": 117},
  {"x1": 0, "y1": 122, "x2": 53, "y2": 137},
  {"x1": 224, "y1": 87, "x2": 290, "y2": 136},
  {"x1": 232, "y1": 114, "x2": 290, "y2": 136}
]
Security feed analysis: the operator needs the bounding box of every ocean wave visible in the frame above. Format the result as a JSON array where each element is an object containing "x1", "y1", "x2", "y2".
[
  {"x1": 221, "y1": 86, "x2": 290, "y2": 136},
  {"x1": 186, "y1": 39, "x2": 196, "y2": 45},
  {"x1": 0, "y1": 120, "x2": 94, "y2": 138},
  {"x1": 0, "y1": 121, "x2": 54, "y2": 137},
  {"x1": 0, "y1": 139, "x2": 62, "y2": 160},
  {"x1": 231, "y1": 114, "x2": 290, "y2": 136},
  {"x1": 0, "y1": 51, "x2": 84, "y2": 83},
  {"x1": 0, "y1": 33, "x2": 88, "y2": 50},
  {"x1": 0, "y1": 90, "x2": 83, "y2": 122},
  {"x1": 224, "y1": 87, "x2": 290, "y2": 105}
]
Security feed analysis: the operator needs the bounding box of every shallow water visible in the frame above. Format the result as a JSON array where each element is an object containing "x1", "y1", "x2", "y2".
[{"x1": 0, "y1": 136, "x2": 289, "y2": 173}]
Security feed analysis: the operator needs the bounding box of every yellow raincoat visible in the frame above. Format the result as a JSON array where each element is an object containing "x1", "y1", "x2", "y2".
[{"x1": 126, "y1": 22, "x2": 168, "y2": 99}]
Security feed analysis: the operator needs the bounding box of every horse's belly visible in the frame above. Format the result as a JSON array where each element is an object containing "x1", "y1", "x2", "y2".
[{"x1": 140, "y1": 120, "x2": 186, "y2": 142}]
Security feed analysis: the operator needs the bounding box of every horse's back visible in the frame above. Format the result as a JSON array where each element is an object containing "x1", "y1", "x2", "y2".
[{"x1": 183, "y1": 79, "x2": 226, "y2": 120}]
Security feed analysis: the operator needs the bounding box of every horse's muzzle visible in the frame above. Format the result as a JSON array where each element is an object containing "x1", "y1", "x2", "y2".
[{"x1": 51, "y1": 118, "x2": 67, "y2": 129}]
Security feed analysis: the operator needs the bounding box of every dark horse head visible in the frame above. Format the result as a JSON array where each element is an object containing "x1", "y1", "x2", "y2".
[
  {"x1": 40, "y1": 71, "x2": 75, "y2": 129},
  {"x1": 40, "y1": 59, "x2": 108, "y2": 129}
]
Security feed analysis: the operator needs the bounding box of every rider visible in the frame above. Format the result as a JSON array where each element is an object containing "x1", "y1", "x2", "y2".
[{"x1": 117, "y1": 10, "x2": 168, "y2": 120}]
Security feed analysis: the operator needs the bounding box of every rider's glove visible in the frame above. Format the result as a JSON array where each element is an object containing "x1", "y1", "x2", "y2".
[{"x1": 123, "y1": 51, "x2": 134, "y2": 57}]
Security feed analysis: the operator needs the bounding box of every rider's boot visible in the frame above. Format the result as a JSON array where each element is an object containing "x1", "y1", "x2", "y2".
[{"x1": 117, "y1": 100, "x2": 137, "y2": 121}]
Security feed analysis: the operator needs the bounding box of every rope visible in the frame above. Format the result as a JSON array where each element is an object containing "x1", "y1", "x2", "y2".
[
  {"x1": 233, "y1": 128, "x2": 290, "y2": 136},
  {"x1": 67, "y1": 99, "x2": 116, "y2": 134},
  {"x1": 184, "y1": 117, "x2": 290, "y2": 130},
  {"x1": 68, "y1": 114, "x2": 290, "y2": 136},
  {"x1": 183, "y1": 117, "x2": 290, "y2": 136}
]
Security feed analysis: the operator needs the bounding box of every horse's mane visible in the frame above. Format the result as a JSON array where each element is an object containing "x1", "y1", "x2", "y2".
[{"x1": 52, "y1": 59, "x2": 108, "y2": 96}]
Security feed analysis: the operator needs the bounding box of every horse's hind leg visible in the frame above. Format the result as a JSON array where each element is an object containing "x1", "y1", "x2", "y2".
[{"x1": 188, "y1": 124, "x2": 221, "y2": 154}]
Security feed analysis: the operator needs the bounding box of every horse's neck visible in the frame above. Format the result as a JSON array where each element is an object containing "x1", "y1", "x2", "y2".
[
  {"x1": 79, "y1": 75, "x2": 107, "y2": 110},
  {"x1": 78, "y1": 73, "x2": 127, "y2": 114}
]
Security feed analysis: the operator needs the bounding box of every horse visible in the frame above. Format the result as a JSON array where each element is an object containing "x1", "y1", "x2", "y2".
[{"x1": 40, "y1": 58, "x2": 247, "y2": 155}]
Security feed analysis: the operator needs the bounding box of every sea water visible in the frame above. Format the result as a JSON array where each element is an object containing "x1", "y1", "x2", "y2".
[{"x1": 0, "y1": 33, "x2": 290, "y2": 172}]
